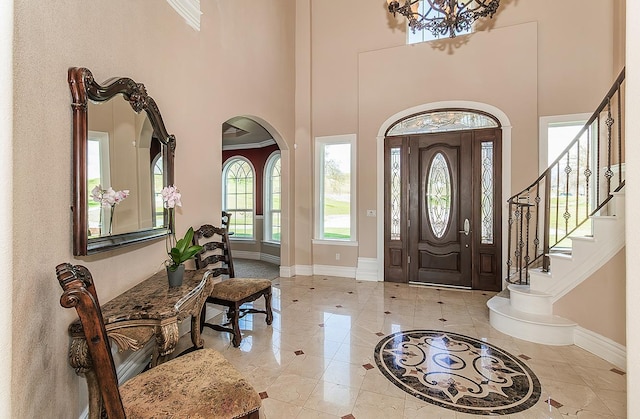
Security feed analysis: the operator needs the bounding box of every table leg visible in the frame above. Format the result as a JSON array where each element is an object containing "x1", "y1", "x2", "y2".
[
  {"x1": 153, "y1": 322, "x2": 179, "y2": 367},
  {"x1": 191, "y1": 307, "x2": 205, "y2": 349}
]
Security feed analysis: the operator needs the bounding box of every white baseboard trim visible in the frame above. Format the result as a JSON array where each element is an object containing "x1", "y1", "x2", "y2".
[
  {"x1": 313, "y1": 264, "x2": 357, "y2": 278},
  {"x1": 293, "y1": 265, "x2": 313, "y2": 276},
  {"x1": 356, "y1": 257, "x2": 380, "y2": 281},
  {"x1": 233, "y1": 250, "x2": 260, "y2": 260},
  {"x1": 260, "y1": 253, "x2": 281, "y2": 265},
  {"x1": 574, "y1": 326, "x2": 626, "y2": 370},
  {"x1": 279, "y1": 265, "x2": 293, "y2": 277}
]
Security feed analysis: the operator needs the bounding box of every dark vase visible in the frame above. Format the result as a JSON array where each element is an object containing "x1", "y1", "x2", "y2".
[{"x1": 167, "y1": 264, "x2": 185, "y2": 287}]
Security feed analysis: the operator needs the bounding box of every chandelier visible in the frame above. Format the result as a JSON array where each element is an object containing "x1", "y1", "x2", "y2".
[{"x1": 387, "y1": 0, "x2": 500, "y2": 39}]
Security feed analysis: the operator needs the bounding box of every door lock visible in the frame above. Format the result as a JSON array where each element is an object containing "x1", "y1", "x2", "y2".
[{"x1": 458, "y1": 218, "x2": 471, "y2": 236}]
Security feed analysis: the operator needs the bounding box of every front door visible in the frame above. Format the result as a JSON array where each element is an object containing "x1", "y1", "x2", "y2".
[{"x1": 384, "y1": 128, "x2": 502, "y2": 291}]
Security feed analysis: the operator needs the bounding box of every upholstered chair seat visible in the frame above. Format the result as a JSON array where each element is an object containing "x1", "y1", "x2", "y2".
[{"x1": 121, "y1": 349, "x2": 261, "y2": 419}]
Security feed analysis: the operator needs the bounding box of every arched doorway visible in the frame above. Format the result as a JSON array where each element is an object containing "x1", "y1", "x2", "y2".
[
  {"x1": 221, "y1": 116, "x2": 289, "y2": 273},
  {"x1": 377, "y1": 103, "x2": 512, "y2": 291}
]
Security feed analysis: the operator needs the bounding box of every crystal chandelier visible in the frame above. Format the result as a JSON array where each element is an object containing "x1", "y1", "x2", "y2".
[{"x1": 387, "y1": 0, "x2": 500, "y2": 39}]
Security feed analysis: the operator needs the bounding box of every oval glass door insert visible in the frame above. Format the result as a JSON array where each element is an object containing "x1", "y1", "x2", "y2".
[{"x1": 426, "y1": 153, "x2": 452, "y2": 238}]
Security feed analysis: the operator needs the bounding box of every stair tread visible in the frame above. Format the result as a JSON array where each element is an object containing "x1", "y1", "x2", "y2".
[
  {"x1": 487, "y1": 297, "x2": 576, "y2": 326},
  {"x1": 508, "y1": 284, "x2": 551, "y2": 298}
]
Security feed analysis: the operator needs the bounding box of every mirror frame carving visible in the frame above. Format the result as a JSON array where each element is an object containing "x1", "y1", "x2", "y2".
[{"x1": 69, "y1": 67, "x2": 176, "y2": 256}]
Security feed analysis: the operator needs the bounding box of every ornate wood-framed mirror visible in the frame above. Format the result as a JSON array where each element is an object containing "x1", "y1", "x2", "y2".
[{"x1": 68, "y1": 67, "x2": 175, "y2": 256}]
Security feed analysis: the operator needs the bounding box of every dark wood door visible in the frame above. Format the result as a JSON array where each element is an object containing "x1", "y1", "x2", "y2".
[
  {"x1": 384, "y1": 128, "x2": 502, "y2": 290},
  {"x1": 410, "y1": 132, "x2": 473, "y2": 287}
]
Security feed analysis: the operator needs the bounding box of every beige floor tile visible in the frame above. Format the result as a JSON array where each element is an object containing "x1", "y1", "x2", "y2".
[
  {"x1": 178, "y1": 275, "x2": 627, "y2": 419},
  {"x1": 303, "y1": 382, "x2": 359, "y2": 416},
  {"x1": 320, "y1": 359, "x2": 367, "y2": 388},
  {"x1": 266, "y1": 373, "x2": 319, "y2": 406},
  {"x1": 352, "y1": 389, "x2": 405, "y2": 418}
]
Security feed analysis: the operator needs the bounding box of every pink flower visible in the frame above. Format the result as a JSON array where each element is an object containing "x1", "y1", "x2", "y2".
[
  {"x1": 161, "y1": 185, "x2": 182, "y2": 209},
  {"x1": 91, "y1": 185, "x2": 130, "y2": 208}
]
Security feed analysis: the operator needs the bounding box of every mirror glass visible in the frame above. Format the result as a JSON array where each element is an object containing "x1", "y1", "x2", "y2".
[
  {"x1": 87, "y1": 99, "x2": 165, "y2": 237},
  {"x1": 69, "y1": 67, "x2": 175, "y2": 256}
]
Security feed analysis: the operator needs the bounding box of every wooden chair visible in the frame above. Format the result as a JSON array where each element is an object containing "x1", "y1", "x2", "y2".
[
  {"x1": 221, "y1": 210, "x2": 234, "y2": 237},
  {"x1": 193, "y1": 224, "x2": 273, "y2": 347},
  {"x1": 55, "y1": 263, "x2": 261, "y2": 419}
]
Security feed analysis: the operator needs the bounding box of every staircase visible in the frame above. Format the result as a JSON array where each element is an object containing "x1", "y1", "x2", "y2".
[
  {"x1": 488, "y1": 191, "x2": 625, "y2": 345},
  {"x1": 488, "y1": 69, "x2": 626, "y2": 349}
]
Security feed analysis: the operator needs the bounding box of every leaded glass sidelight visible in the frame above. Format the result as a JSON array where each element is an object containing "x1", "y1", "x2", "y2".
[
  {"x1": 481, "y1": 142, "x2": 494, "y2": 244},
  {"x1": 388, "y1": 110, "x2": 499, "y2": 136},
  {"x1": 390, "y1": 147, "x2": 401, "y2": 240},
  {"x1": 426, "y1": 153, "x2": 451, "y2": 238}
]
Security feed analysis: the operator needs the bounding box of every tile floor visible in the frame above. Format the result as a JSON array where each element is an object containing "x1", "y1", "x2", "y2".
[{"x1": 181, "y1": 275, "x2": 627, "y2": 418}]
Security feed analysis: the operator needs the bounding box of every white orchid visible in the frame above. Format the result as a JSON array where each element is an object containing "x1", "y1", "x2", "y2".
[
  {"x1": 161, "y1": 185, "x2": 182, "y2": 209},
  {"x1": 91, "y1": 185, "x2": 129, "y2": 208}
]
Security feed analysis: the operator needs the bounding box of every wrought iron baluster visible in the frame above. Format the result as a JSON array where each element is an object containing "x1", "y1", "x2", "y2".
[{"x1": 605, "y1": 97, "x2": 614, "y2": 196}]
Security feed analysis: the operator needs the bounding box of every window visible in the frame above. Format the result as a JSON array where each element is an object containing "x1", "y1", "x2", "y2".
[
  {"x1": 223, "y1": 157, "x2": 255, "y2": 239},
  {"x1": 264, "y1": 152, "x2": 281, "y2": 243},
  {"x1": 152, "y1": 154, "x2": 163, "y2": 227},
  {"x1": 407, "y1": 2, "x2": 473, "y2": 44},
  {"x1": 315, "y1": 134, "x2": 356, "y2": 241},
  {"x1": 539, "y1": 114, "x2": 590, "y2": 174},
  {"x1": 87, "y1": 131, "x2": 111, "y2": 237}
]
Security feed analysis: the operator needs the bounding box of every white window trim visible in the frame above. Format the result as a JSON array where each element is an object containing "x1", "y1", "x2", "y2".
[
  {"x1": 314, "y1": 134, "x2": 357, "y2": 242},
  {"x1": 166, "y1": 0, "x2": 202, "y2": 31},
  {"x1": 263, "y1": 151, "x2": 281, "y2": 244},
  {"x1": 539, "y1": 113, "x2": 590, "y2": 175},
  {"x1": 222, "y1": 156, "x2": 256, "y2": 240}
]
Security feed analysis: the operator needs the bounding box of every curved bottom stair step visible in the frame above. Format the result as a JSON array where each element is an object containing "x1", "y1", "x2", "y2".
[{"x1": 487, "y1": 296, "x2": 576, "y2": 346}]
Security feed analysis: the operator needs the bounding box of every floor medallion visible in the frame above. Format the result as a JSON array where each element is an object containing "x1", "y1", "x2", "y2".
[{"x1": 374, "y1": 330, "x2": 541, "y2": 415}]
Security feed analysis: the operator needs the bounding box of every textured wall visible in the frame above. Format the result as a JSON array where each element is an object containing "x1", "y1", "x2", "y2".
[{"x1": 11, "y1": 1, "x2": 294, "y2": 417}]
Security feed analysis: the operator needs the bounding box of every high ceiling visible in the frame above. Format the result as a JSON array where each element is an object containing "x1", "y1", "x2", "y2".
[{"x1": 222, "y1": 116, "x2": 275, "y2": 150}]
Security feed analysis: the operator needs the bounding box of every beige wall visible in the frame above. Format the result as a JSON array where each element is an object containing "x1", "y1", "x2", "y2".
[
  {"x1": 12, "y1": 1, "x2": 294, "y2": 417},
  {"x1": 307, "y1": 0, "x2": 616, "y2": 264},
  {"x1": 555, "y1": 249, "x2": 626, "y2": 345},
  {"x1": 626, "y1": 0, "x2": 639, "y2": 415}
]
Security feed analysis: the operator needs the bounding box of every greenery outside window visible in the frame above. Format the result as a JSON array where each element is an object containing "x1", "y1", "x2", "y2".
[
  {"x1": 223, "y1": 157, "x2": 255, "y2": 239},
  {"x1": 315, "y1": 134, "x2": 356, "y2": 241},
  {"x1": 264, "y1": 152, "x2": 281, "y2": 243}
]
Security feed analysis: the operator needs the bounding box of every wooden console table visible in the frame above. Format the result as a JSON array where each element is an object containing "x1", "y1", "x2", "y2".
[{"x1": 67, "y1": 268, "x2": 215, "y2": 419}]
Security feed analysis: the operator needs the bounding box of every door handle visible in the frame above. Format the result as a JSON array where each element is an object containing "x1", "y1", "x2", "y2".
[{"x1": 458, "y1": 218, "x2": 470, "y2": 236}]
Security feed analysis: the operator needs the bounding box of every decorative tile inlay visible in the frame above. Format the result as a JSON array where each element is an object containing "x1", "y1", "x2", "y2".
[
  {"x1": 319, "y1": 323, "x2": 325, "y2": 327},
  {"x1": 391, "y1": 296, "x2": 397, "y2": 299},
  {"x1": 348, "y1": 291, "x2": 354, "y2": 294},
  {"x1": 363, "y1": 363, "x2": 374, "y2": 370},
  {"x1": 518, "y1": 354, "x2": 531, "y2": 361},
  {"x1": 294, "y1": 350, "x2": 304, "y2": 356},
  {"x1": 374, "y1": 330, "x2": 541, "y2": 415},
  {"x1": 384, "y1": 311, "x2": 392, "y2": 314},
  {"x1": 376, "y1": 332, "x2": 385, "y2": 336},
  {"x1": 336, "y1": 305, "x2": 343, "y2": 308},
  {"x1": 310, "y1": 287, "x2": 315, "y2": 290},
  {"x1": 292, "y1": 299, "x2": 299, "y2": 302},
  {"x1": 437, "y1": 301, "x2": 444, "y2": 304},
  {"x1": 439, "y1": 318, "x2": 447, "y2": 322},
  {"x1": 548, "y1": 398, "x2": 563, "y2": 409},
  {"x1": 259, "y1": 392, "x2": 269, "y2": 399},
  {"x1": 341, "y1": 414, "x2": 356, "y2": 419},
  {"x1": 610, "y1": 368, "x2": 626, "y2": 375}
]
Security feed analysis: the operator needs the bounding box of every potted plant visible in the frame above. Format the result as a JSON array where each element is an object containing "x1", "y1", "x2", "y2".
[
  {"x1": 160, "y1": 185, "x2": 203, "y2": 286},
  {"x1": 166, "y1": 227, "x2": 203, "y2": 287}
]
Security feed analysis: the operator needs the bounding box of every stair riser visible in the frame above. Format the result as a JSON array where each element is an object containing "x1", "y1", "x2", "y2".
[
  {"x1": 509, "y1": 292, "x2": 552, "y2": 315},
  {"x1": 488, "y1": 309, "x2": 575, "y2": 345}
]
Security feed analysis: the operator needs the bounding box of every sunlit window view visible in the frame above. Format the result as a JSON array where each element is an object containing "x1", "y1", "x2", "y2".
[
  {"x1": 223, "y1": 158, "x2": 255, "y2": 239},
  {"x1": 152, "y1": 155, "x2": 164, "y2": 227},
  {"x1": 547, "y1": 121, "x2": 591, "y2": 247},
  {"x1": 407, "y1": 2, "x2": 472, "y2": 44},
  {"x1": 87, "y1": 132, "x2": 110, "y2": 237},
  {"x1": 317, "y1": 139, "x2": 353, "y2": 240},
  {"x1": 265, "y1": 153, "x2": 281, "y2": 242}
]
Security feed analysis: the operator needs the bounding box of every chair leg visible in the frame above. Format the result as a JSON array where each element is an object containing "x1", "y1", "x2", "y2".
[
  {"x1": 199, "y1": 303, "x2": 207, "y2": 333},
  {"x1": 229, "y1": 305, "x2": 242, "y2": 347},
  {"x1": 264, "y1": 291, "x2": 273, "y2": 325}
]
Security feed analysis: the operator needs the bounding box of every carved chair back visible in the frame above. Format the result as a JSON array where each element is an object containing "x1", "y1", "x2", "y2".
[
  {"x1": 55, "y1": 263, "x2": 126, "y2": 418},
  {"x1": 193, "y1": 224, "x2": 235, "y2": 278}
]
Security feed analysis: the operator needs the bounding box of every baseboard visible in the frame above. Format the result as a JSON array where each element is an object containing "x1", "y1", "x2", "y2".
[
  {"x1": 356, "y1": 257, "x2": 380, "y2": 281},
  {"x1": 260, "y1": 253, "x2": 280, "y2": 265},
  {"x1": 313, "y1": 264, "x2": 357, "y2": 278},
  {"x1": 279, "y1": 265, "x2": 294, "y2": 277},
  {"x1": 233, "y1": 250, "x2": 260, "y2": 260},
  {"x1": 574, "y1": 326, "x2": 626, "y2": 370},
  {"x1": 292, "y1": 265, "x2": 313, "y2": 276}
]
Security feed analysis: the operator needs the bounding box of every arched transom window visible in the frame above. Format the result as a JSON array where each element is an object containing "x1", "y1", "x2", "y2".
[
  {"x1": 387, "y1": 109, "x2": 499, "y2": 136},
  {"x1": 223, "y1": 157, "x2": 255, "y2": 239}
]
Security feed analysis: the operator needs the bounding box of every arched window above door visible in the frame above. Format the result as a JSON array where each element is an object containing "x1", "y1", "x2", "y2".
[{"x1": 387, "y1": 109, "x2": 500, "y2": 136}]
